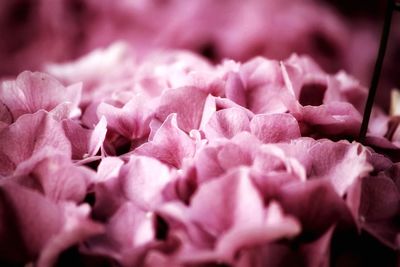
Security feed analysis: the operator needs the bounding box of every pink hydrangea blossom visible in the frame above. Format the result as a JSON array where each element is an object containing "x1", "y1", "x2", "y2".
[{"x1": 0, "y1": 42, "x2": 399, "y2": 266}]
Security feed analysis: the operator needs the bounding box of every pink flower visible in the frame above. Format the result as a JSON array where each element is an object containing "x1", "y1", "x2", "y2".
[
  {"x1": 0, "y1": 110, "x2": 71, "y2": 176},
  {"x1": 134, "y1": 114, "x2": 196, "y2": 168},
  {"x1": 0, "y1": 71, "x2": 81, "y2": 121},
  {"x1": 0, "y1": 182, "x2": 103, "y2": 266},
  {"x1": 360, "y1": 164, "x2": 400, "y2": 249},
  {"x1": 157, "y1": 168, "x2": 300, "y2": 266}
]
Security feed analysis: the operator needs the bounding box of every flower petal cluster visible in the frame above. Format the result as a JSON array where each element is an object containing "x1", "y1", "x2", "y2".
[{"x1": 0, "y1": 45, "x2": 398, "y2": 266}]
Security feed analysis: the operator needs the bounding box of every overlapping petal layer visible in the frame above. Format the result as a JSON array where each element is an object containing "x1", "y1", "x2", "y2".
[{"x1": 0, "y1": 46, "x2": 398, "y2": 267}]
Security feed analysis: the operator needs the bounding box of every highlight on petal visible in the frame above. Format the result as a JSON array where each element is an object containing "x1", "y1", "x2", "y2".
[
  {"x1": 135, "y1": 113, "x2": 196, "y2": 168},
  {"x1": 188, "y1": 168, "x2": 265, "y2": 235},
  {"x1": 155, "y1": 86, "x2": 210, "y2": 133},
  {"x1": 37, "y1": 203, "x2": 104, "y2": 267},
  {"x1": 225, "y1": 71, "x2": 246, "y2": 107},
  {"x1": 83, "y1": 202, "x2": 154, "y2": 267},
  {"x1": 13, "y1": 154, "x2": 94, "y2": 202},
  {"x1": 62, "y1": 116, "x2": 107, "y2": 159},
  {"x1": 119, "y1": 155, "x2": 171, "y2": 210},
  {"x1": 216, "y1": 201, "x2": 301, "y2": 261},
  {"x1": 250, "y1": 113, "x2": 301, "y2": 143},
  {"x1": 96, "y1": 156, "x2": 124, "y2": 182},
  {"x1": 0, "y1": 71, "x2": 81, "y2": 120},
  {"x1": 202, "y1": 107, "x2": 250, "y2": 140},
  {"x1": 97, "y1": 97, "x2": 153, "y2": 140},
  {"x1": 308, "y1": 141, "x2": 372, "y2": 196},
  {"x1": 0, "y1": 111, "x2": 71, "y2": 176},
  {"x1": 239, "y1": 57, "x2": 287, "y2": 114}
]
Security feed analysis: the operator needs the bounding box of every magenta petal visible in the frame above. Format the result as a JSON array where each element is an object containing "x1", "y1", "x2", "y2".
[
  {"x1": 62, "y1": 116, "x2": 107, "y2": 159},
  {"x1": 217, "y1": 132, "x2": 261, "y2": 171},
  {"x1": 250, "y1": 113, "x2": 301, "y2": 143},
  {"x1": 119, "y1": 155, "x2": 170, "y2": 210},
  {"x1": 164, "y1": 168, "x2": 300, "y2": 264},
  {"x1": 359, "y1": 173, "x2": 400, "y2": 248},
  {"x1": 0, "y1": 101, "x2": 12, "y2": 129},
  {"x1": 97, "y1": 98, "x2": 153, "y2": 140},
  {"x1": 84, "y1": 202, "x2": 154, "y2": 266},
  {"x1": 225, "y1": 72, "x2": 246, "y2": 107},
  {"x1": 216, "y1": 201, "x2": 300, "y2": 261},
  {"x1": 0, "y1": 182, "x2": 64, "y2": 263},
  {"x1": 92, "y1": 177, "x2": 126, "y2": 221},
  {"x1": 0, "y1": 111, "x2": 71, "y2": 176},
  {"x1": 196, "y1": 132, "x2": 261, "y2": 183},
  {"x1": 155, "y1": 86, "x2": 209, "y2": 133},
  {"x1": 217, "y1": 143, "x2": 253, "y2": 170},
  {"x1": 239, "y1": 57, "x2": 286, "y2": 114},
  {"x1": 308, "y1": 141, "x2": 372, "y2": 196},
  {"x1": 89, "y1": 116, "x2": 108, "y2": 156},
  {"x1": 250, "y1": 145, "x2": 306, "y2": 200},
  {"x1": 37, "y1": 203, "x2": 104, "y2": 267},
  {"x1": 236, "y1": 226, "x2": 333, "y2": 267},
  {"x1": 301, "y1": 102, "x2": 362, "y2": 136},
  {"x1": 189, "y1": 168, "x2": 265, "y2": 237},
  {"x1": 277, "y1": 179, "x2": 348, "y2": 241},
  {"x1": 135, "y1": 114, "x2": 196, "y2": 168},
  {"x1": 96, "y1": 156, "x2": 124, "y2": 182},
  {"x1": 280, "y1": 59, "x2": 365, "y2": 137},
  {"x1": 203, "y1": 107, "x2": 250, "y2": 140},
  {"x1": 0, "y1": 71, "x2": 81, "y2": 120},
  {"x1": 195, "y1": 146, "x2": 225, "y2": 183},
  {"x1": 13, "y1": 154, "x2": 94, "y2": 202}
]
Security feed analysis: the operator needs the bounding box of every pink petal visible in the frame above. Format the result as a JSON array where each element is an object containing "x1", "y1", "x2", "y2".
[
  {"x1": 62, "y1": 116, "x2": 107, "y2": 159},
  {"x1": 135, "y1": 114, "x2": 196, "y2": 168},
  {"x1": 0, "y1": 101, "x2": 12, "y2": 129},
  {"x1": 239, "y1": 57, "x2": 286, "y2": 114},
  {"x1": 89, "y1": 116, "x2": 108, "y2": 156},
  {"x1": 195, "y1": 146, "x2": 225, "y2": 183},
  {"x1": 308, "y1": 140, "x2": 372, "y2": 196},
  {"x1": 203, "y1": 107, "x2": 250, "y2": 140},
  {"x1": 13, "y1": 154, "x2": 94, "y2": 202},
  {"x1": 163, "y1": 163, "x2": 198, "y2": 204},
  {"x1": 300, "y1": 102, "x2": 362, "y2": 136},
  {"x1": 250, "y1": 113, "x2": 301, "y2": 143},
  {"x1": 37, "y1": 203, "x2": 104, "y2": 267},
  {"x1": 0, "y1": 182, "x2": 64, "y2": 263},
  {"x1": 359, "y1": 172, "x2": 400, "y2": 249},
  {"x1": 277, "y1": 179, "x2": 348, "y2": 241},
  {"x1": 189, "y1": 168, "x2": 265, "y2": 237},
  {"x1": 119, "y1": 155, "x2": 171, "y2": 210},
  {"x1": 225, "y1": 71, "x2": 246, "y2": 107},
  {"x1": 250, "y1": 145, "x2": 306, "y2": 200},
  {"x1": 96, "y1": 156, "x2": 124, "y2": 182},
  {"x1": 0, "y1": 71, "x2": 81, "y2": 120},
  {"x1": 216, "y1": 201, "x2": 301, "y2": 261},
  {"x1": 92, "y1": 176, "x2": 126, "y2": 221},
  {"x1": 0, "y1": 111, "x2": 71, "y2": 176},
  {"x1": 155, "y1": 86, "x2": 209, "y2": 133},
  {"x1": 97, "y1": 97, "x2": 153, "y2": 140},
  {"x1": 195, "y1": 132, "x2": 261, "y2": 183},
  {"x1": 217, "y1": 143, "x2": 253, "y2": 170},
  {"x1": 84, "y1": 202, "x2": 154, "y2": 266},
  {"x1": 217, "y1": 132, "x2": 261, "y2": 171}
]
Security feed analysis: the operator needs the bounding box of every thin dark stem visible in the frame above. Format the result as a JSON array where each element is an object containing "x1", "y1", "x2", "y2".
[{"x1": 359, "y1": 0, "x2": 395, "y2": 142}]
